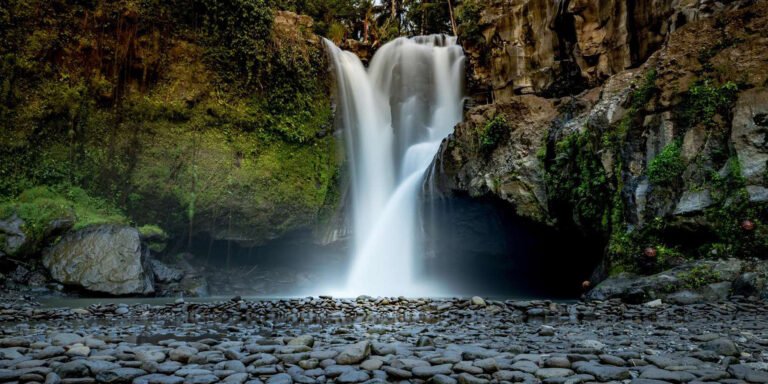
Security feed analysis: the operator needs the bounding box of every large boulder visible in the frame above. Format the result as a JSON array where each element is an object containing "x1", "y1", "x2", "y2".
[
  {"x1": 587, "y1": 259, "x2": 749, "y2": 303},
  {"x1": 43, "y1": 225, "x2": 154, "y2": 295},
  {"x1": 149, "y1": 259, "x2": 184, "y2": 283}
]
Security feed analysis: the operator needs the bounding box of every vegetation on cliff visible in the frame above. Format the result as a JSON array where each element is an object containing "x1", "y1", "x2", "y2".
[
  {"x1": 0, "y1": 0, "x2": 345, "y2": 250},
  {"x1": 438, "y1": 1, "x2": 768, "y2": 286},
  {"x1": 544, "y1": 8, "x2": 768, "y2": 277}
]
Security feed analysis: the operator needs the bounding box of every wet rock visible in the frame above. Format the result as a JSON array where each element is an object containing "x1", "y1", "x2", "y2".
[
  {"x1": 575, "y1": 340, "x2": 605, "y2": 352},
  {"x1": 538, "y1": 325, "x2": 556, "y2": 336},
  {"x1": 416, "y1": 336, "x2": 434, "y2": 347},
  {"x1": 95, "y1": 368, "x2": 147, "y2": 383},
  {"x1": 34, "y1": 346, "x2": 66, "y2": 359},
  {"x1": 535, "y1": 368, "x2": 574, "y2": 379},
  {"x1": 276, "y1": 352, "x2": 309, "y2": 365},
  {"x1": 429, "y1": 351, "x2": 462, "y2": 365},
  {"x1": 335, "y1": 341, "x2": 370, "y2": 365},
  {"x1": 382, "y1": 367, "x2": 412, "y2": 380},
  {"x1": 456, "y1": 372, "x2": 489, "y2": 384},
  {"x1": 66, "y1": 344, "x2": 90, "y2": 357},
  {"x1": 54, "y1": 361, "x2": 90, "y2": 378},
  {"x1": 222, "y1": 373, "x2": 248, "y2": 384},
  {"x1": 45, "y1": 372, "x2": 62, "y2": 384},
  {"x1": 728, "y1": 364, "x2": 768, "y2": 382},
  {"x1": 470, "y1": 296, "x2": 486, "y2": 307},
  {"x1": 84, "y1": 360, "x2": 121, "y2": 375},
  {"x1": 169, "y1": 347, "x2": 197, "y2": 363},
  {"x1": 215, "y1": 361, "x2": 246, "y2": 373},
  {"x1": 544, "y1": 356, "x2": 571, "y2": 369},
  {"x1": 473, "y1": 358, "x2": 498, "y2": 373},
  {"x1": 511, "y1": 360, "x2": 539, "y2": 373},
  {"x1": 175, "y1": 368, "x2": 213, "y2": 377},
  {"x1": 391, "y1": 358, "x2": 430, "y2": 370},
  {"x1": 733, "y1": 272, "x2": 766, "y2": 297},
  {"x1": 572, "y1": 362, "x2": 630, "y2": 381},
  {"x1": 184, "y1": 374, "x2": 219, "y2": 384},
  {"x1": 297, "y1": 359, "x2": 318, "y2": 370},
  {"x1": 135, "y1": 349, "x2": 166, "y2": 364},
  {"x1": 265, "y1": 373, "x2": 292, "y2": 384},
  {"x1": 702, "y1": 338, "x2": 739, "y2": 356},
  {"x1": 287, "y1": 335, "x2": 314, "y2": 348},
  {"x1": 336, "y1": 370, "x2": 370, "y2": 383},
  {"x1": 640, "y1": 367, "x2": 696, "y2": 382},
  {"x1": 0, "y1": 347, "x2": 24, "y2": 359},
  {"x1": 51, "y1": 333, "x2": 84, "y2": 347},
  {"x1": 133, "y1": 374, "x2": 184, "y2": 384},
  {"x1": 599, "y1": 354, "x2": 626, "y2": 366},
  {"x1": 429, "y1": 374, "x2": 457, "y2": 384},
  {"x1": 0, "y1": 369, "x2": 21, "y2": 382},
  {"x1": 493, "y1": 370, "x2": 535, "y2": 382},
  {"x1": 0, "y1": 337, "x2": 30, "y2": 348},
  {"x1": 645, "y1": 299, "x2": 663, "y2": 307},
  {"x1": 453, "y1": 361, "x2": 483, "y2": 375},
  {"x1": 359, "y1": 359, "x2": 383, "y2": 371},
  {"x1": 412, "y1": 364, "x2": 453, "y2": 378},
  {"x1": 149, "y1": 260, "x2": 183, "y2": 284},
  {"x1": 324, "y1": 365, "x2": 355, "y2": 378}
]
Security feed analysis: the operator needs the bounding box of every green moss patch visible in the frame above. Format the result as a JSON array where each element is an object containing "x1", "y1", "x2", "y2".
[
  {"x1": 648, "y1": 141, "x2": 685, "y2": 186},
  {"x1": 0, "y1": 186, "x2": 127, "y2": 255}
]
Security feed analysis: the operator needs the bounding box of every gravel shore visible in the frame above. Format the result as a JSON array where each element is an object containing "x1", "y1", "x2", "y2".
[{"x1": 1, "y1": 296, "x2": 767, "y2": 384}]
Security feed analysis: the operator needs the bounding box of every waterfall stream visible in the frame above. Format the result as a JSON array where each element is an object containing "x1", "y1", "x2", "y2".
[{"x1": 325, "y1": 35, "x2": 465, "y2": 296}]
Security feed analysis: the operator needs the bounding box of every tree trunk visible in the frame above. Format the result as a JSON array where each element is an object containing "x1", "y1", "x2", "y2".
[{"x1": 447, "y1": 0, "x2": 458, "y2": 36}]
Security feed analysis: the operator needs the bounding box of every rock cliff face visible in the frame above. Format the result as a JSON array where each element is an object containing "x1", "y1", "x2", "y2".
[
  {"x1": 438, "y1": 0, "x2": 768, "y2": 282},
  {"x1": 463, "y1": 0, "x2": 751, "y2": 100},
  {"x1": 431, "y1": 97, "x2": 556, "y2": 222}
]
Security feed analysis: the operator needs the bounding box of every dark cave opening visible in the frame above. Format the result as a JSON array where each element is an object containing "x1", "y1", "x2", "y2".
[
  {"x1": 178, "y1": 195, "x2": 603, "y2": 299},
  {"x1": 421, "y1": 194, "x2": 604, "y2": 299}
]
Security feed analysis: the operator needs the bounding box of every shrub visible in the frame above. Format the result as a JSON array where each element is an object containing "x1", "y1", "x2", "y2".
[
  {"x1": 546, "y1": 129, "x2": 611, "y2": 232},
  {"x1": 677, "y1": 264, "x2": 720, "y2": 290},
  {"x1": 681, "y1": 80, "x2": 739, "y2": 128},
  {"x1": 648, "y1": 141, "x2": 685, "y2": 186},
  {"x1": 479, "y1": 115, "x2": 507, "y2": 154}
]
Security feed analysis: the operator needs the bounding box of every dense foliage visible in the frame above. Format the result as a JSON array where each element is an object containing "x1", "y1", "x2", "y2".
[{"x1": 647, "y1": 141, "x2": 685, "y2": 186}]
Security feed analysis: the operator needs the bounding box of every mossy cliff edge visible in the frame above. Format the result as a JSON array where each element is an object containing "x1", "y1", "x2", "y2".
[{"x1": 0, "y1": 1, "x2": 341, "y2": 250}]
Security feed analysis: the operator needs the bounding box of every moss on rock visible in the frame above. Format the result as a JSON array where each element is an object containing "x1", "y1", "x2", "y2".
[
  {"x1": 0, "y1": 186, "x2": 127, "y2": 255},
  {"x1": 0, "y1": 1, "x2": 342, "y2": 247}
]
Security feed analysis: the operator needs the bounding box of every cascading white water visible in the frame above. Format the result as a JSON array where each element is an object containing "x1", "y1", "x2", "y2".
[{"x1": 325, "y1": 35, "x2": 465, "y2": 296}]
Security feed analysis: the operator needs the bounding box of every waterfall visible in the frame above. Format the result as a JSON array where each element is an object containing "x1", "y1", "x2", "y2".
[{"x1": 325, "y1": 35, "x2": 465, "y2": 296}]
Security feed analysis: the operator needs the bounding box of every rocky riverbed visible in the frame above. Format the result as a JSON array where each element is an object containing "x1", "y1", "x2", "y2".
[{"x1": 1, "y1": 296, "x2": 768, "y2": 384}]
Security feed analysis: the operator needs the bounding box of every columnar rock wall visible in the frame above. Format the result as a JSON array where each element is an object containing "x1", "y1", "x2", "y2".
[
  {"x1": 465, "y1": 0, "x2": 749, "y2": 101},
  {"x1": 437, "y1": 1, "x2": 768, "y2": 281}
]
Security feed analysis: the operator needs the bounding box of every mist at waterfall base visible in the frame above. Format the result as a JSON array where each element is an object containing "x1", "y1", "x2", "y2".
[{"x1": 195, "y1": 36, "x2": 601, "y2": 299}]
